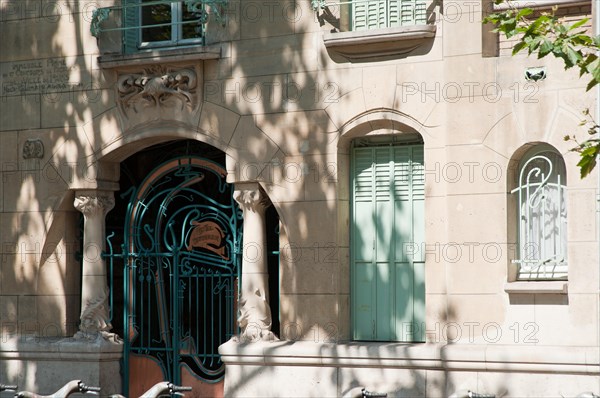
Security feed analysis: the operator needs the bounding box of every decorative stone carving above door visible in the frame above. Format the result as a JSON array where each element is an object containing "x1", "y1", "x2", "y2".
[{"x1": 115, "y1": 64, "x2": 202, "y2": 131}]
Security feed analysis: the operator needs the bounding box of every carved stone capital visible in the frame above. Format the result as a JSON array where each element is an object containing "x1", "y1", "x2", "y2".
[
  {"x1": 233, "y1": 185, "x2": 270, "y2": 213},
  {"x1": 74, "y1": 192, "x2": 115, "y2": 217}
]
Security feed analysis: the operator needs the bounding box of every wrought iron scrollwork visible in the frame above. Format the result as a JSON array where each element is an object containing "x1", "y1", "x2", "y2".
[
  {"x1": 90, "y1": 7, "x2": 111, "y2": 38},
  {"x1": 105, "y1": 155, "x2": 241, "y2": 385},
  {"x1": 511, "y1": 151, "x2": 567, "y2": 279}
]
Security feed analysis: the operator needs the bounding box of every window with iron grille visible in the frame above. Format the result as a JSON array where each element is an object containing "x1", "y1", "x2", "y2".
[{"x1": 511, "y1": 145, "x2": 568, "y2": 280}]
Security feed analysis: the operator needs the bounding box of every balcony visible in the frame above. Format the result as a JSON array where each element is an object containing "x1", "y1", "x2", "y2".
[
  {"x1": 90, "y1": 0, "x2": 227, "y2": 67},
  {"x1": 312, "y1": 0, "x2": 437, "y2": 62}
]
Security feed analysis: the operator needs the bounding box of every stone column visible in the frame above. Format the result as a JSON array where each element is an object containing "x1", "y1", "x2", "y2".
[
  {"x1": 73, "y1": 190, "x2": 117, "y2": 340},
  {"x1": 233, "y1": 183, "x2": 276, "y2": 341}
]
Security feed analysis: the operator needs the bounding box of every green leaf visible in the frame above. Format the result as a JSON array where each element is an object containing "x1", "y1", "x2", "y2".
[
  {"x1": 591, "y1": 59, "x2": 600, "y2": 78},
  {"x1": 568, "y1": 18, "x2": 589, "y2": 31},
  {"x1": 566, "y1": 46, "x2": 583, "y2": 66},
  {"x1": 538, "y1": 39, "x2": 554, "y2": 57},
  {"x1": 578, "y1": 152, "x2": 598, "y2": 178},
  {"x1": 525, "y1": 17, "x2": 542, "y2": 35},
  {"x1": 569, "y1": 34, "x2": 593, "y2": 46},
  {"x1": 527, "y1": 36, "x2": 543, "y2": 53},
  {"x1": 556, "y1": 23, "x2": 568, "y2": 35},
  {"x1": 581, "y1": 146, "x2": 597, "y2": 157},
  {"x1": 585, "y1": 57, "x2": 600, "y2": 74},
  {"x1": 587, "y1": 58, "x2": 600, "y2": 90},
  {"x1": 516, "y1": 8, "x2": 534, "y2": 19},
  {"x1": 512, "y1": 41, "x2": 528, "y2": 55},
  {"x1": 499, "y1": 18, "x2": 518, "y2": 37}
]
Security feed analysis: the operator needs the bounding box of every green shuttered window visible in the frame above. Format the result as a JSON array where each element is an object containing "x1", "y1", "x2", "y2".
[
  {"x1": 352, "y1": 0, "x2": 427, "y2": 31},
  {"x1": 123, "y1": 0, "x2": 204, "y2": 54},
  {"x1": 351, "y1": 143, "x2": 425, "y2": 342}
]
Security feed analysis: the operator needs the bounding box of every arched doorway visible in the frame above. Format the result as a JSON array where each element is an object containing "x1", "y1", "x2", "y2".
[{"x1": 105, "y1": 140, "x2": 242, "y2": 397}]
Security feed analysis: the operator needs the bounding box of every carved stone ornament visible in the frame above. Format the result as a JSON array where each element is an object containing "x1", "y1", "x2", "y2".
[
  {"x1": 237, "y1": 287, "x2": 278, "y2": 342},
  {"x1": 233, "y1": 188, "x2": 271, "y2": 213},
  {"x1": 22, "y1": 139, "x2": 44, "y2": 159},
  {"x1": 73, "y1": 286, "x2": 122, "y2": 344},
  {"x1": 74, "y1": 194, "x2": 115, "y2": 217},
  {"x1": 117, "y1": 66, "x2": 197, "y2": 115},
  {"x1": 79, "y1": 289, "x2": 112, "y2": 333}
]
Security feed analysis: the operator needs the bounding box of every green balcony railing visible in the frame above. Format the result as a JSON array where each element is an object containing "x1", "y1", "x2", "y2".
[{"x1": 91, "y1": 0, "x2": 227, "y2": 52}]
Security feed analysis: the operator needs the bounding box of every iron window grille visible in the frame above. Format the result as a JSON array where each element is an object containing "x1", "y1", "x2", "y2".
[{"x1": 511, "y1": 147, "x2": 568, "y2": 280}]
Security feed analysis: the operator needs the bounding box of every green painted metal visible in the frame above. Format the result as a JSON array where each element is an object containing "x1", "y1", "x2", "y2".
[
  {"x1": 351, "y1": 142, "x2": 425, "y2": 342},
  {"x1": 90, "y1": 0, "x2": 229, "y2": 51},
  {"x1": 90, "y1": 7, "x2": 111, "y2": 37},
  {"x1": 105, "y1": 156, "x2": 242, "y2": 396},
  {"x1": 311, "y1": 0, "x2": 327, "y2": 10},
  {"x1": 123, "y1": 0, "x2": 140, "y2": 54}
]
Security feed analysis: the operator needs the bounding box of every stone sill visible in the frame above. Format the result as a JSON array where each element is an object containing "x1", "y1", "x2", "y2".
[
  {"x1": 493, "y1": 0, "x2": 590, "y2": 10},
  {"x1": 98, "y1": 44, "x2": 222, "y2": 68},
  {"x1": 219, "y1": 340, "x2": 599, "y2": 374},
  {"x1": 504, "y1": 281, "x2": 568, "y2": 294},
  {"x1": 323, "y1": 24, "x2": 436, "y2": 62},
  {"x1": 0, "y1": 335, "x2": 123, "y2": 361}
]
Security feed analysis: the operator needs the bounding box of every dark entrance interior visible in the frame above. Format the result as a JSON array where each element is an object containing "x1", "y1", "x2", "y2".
[{"x1": 105, "y1": 140, "x2": 280, "y2": 397}]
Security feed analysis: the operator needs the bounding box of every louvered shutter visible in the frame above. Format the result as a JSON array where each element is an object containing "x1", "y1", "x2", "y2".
[
  {"x1": 352, "y1": 148, "x2": 377, "y2": 340},
  {"x1": 389, "y1": 0, "x2": 402, "y2": 27},
  {"x1": 123, "y1": 0, "x2": 140, "y2": 54},
  {"x1": 353, "y1": 0, "x2": 428, "y2": 30},
  {"x1": 352, "y1": 0, "x2": 387, "y2": 31},
  {"x1": 394, "y1": 0, "x2": 427, "y2": 26},
  {"x1": 407, "y1": 146, "x2": 425, "y2": 342},
  {"x1": 352, "y1": 144, "x2": 425, "y2": 342}
]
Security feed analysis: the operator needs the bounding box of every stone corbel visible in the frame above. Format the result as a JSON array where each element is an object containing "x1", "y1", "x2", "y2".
[{"x1": 233, "y1": 183, "x2": 277, "y2": 342}]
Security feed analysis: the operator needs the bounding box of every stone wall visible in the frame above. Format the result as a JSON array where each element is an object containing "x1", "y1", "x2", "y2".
[{"x1": 0, "y1": 0, "x2": 598, "y2": 396}]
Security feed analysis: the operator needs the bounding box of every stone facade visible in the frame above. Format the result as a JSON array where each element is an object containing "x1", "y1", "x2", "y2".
[{"x1": 0, "y1": 0, "x2": 599, "y2": 397}]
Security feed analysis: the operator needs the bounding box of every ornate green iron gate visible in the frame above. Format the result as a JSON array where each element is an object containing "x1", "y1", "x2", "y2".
[{"x1": 105, "y1": 155, "x2": 242, "y2": 396}]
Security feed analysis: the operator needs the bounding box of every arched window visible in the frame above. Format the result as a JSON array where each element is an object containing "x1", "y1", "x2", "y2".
[{"x1": 511, "y1": 145, "x2": 567, "y2": 280}]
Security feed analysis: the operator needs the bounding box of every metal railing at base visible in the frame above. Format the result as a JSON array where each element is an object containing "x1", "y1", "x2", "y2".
[
  {"x1": 12, "y1": 380, "x2": 192, "y2": 398},
  {"x1": 14, "y1": 381, "x2": 100, "y2": 398},
  {"x1": 450, "y1": 391, "x2": 495, "y2": 398},
  {"x1": 0, "y1": 384, "x2": 17, "y2": 393},
  {"x1": 342, "y1": 387, "x2": 387, "y2": 398},
  {"x1": 109, "y1": 382, "x2": 192, "y2": 398}
]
